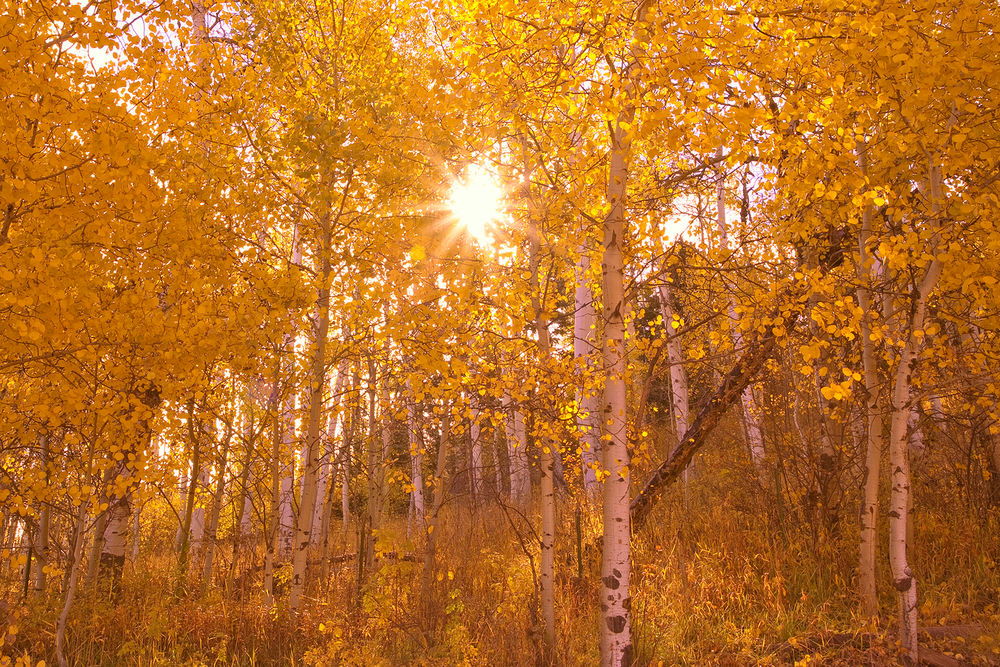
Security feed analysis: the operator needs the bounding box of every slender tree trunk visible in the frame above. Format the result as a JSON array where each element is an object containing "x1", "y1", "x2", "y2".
[
  {"x1": 32, "y1": 434, "x2": 50, "y2": 597},
  {"x1": 421, "y1": 409, "x2": 451, "y2": 623},
  {"x1": 277, "y1": 395, "x2": 296, "y2": 561},
  {"x1": 55, "y1": 432, "x2": 98, "y2": 667},
  {"x1": 177, "y1": 400, "x2": 202, "y2": 591},
  {"x1": 574, "y1": 240, "x2": 601, "y2": 497},
  {"x1": 365, "y1": 356, "x2": 385, "y2": 571},
  {"x1": 888, "y1": 162, "x2": 945, "y2": 663},
  {"x1": 599, "y1": 118, "x2": 633, "y2": 667},
  {"x1": 263, "y1": 374, "x2": 282, "y2": 608},
  {"x1": 470, "y1": 400, "x2": 483, "y2": 503},
  {"x1": 406, "y1": 381, "x2": 425, "y2": 518},
  {"x1": 55, "y1": 504, "x2": 88, "y2": 667},
  {"x1": 318, "y1": 360, "x2": 349, "y2": 556},
  {"x1": 290, "y1": 224, "x2": 332, "y2": 613},
  {"x1": 857, "y1": 265, "x2": 884, "y2": 616},
  {"x1": 503, "y1": 391, "x2": 531, "y2": 506},
  {"x1": 657, "y1": 283, "x2": 690, "y2": 449},
  {"x1": 856, "y1": 140, "x2": 885, "y2": 616},
  {"x1": 201, "y1": 421, "x2": 232, "y2": 595},
  {"x1": 658, "y1": 282, "x2": 692, "y2": 503},
  {"x1": 525, "y1": 194, "x2": 557, "y2": 650},
  {"x1": 314, "y1": 366, "x2": 346, "y2": 545},
  {"x1": 715, "y1": 159, "x2": 766, "y2": 473},
  {"x1": 343, "y1": 368, "x2": 360, "y2": 537}
]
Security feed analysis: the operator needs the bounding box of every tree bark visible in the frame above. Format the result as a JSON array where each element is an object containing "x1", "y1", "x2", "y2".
[
  {"x1": 406, "y1": 381, "x2": 425, "y2": 518},
  {"x1": 631, "y1": 286, "x2": 805, "y2": 529},
  {"x1": 503, "y1": 390, "x2": 531, "y2": 506},
  {"x1": 177, "y1": 400, "x2": 202, "y2": 591},
  {"x1": 523, "y1": 193, "x2": 557, "y2": 650},
  {"x1": 32, "y1": 434, "x2": 50, "y2": 598},
  {"x1": 715, "y1": 159, "x2": 766, "y2": 473},
  {"x1": 855, "y1": 139, "x2": 887, "y2": 616},
  {"x1": 55, "y1": 505, "x2": 88, "y2": 667},
  {"x1": 263, "y1": 372, "x2": 282, "y2": 608},
  {"x1": 888, "y1": 163, "x2": 945, "y2": 663},
  {"x1": 574, "y1": 239, "x2": 602, "y2": 497},
  {"x1": 599, "y1": 118, "x2": 633, "y2": 667},
  {"x1": 201, "y1": 418, "x2": 233, "y2": 595},
  {"x1": 290, "y1": 223, "x2": 332, "y2": 613},
  {"x1": 466, "y1": 398, "x2": 483, "y2": 503}
]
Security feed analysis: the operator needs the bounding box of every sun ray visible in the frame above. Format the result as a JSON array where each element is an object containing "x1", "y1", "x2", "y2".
[{"x1": 448, "y1": 164, "x2": 504, "y2": 244}]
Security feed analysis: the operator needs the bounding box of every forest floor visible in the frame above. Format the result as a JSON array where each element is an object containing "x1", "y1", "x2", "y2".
[{"x1": 4, "y1": 490, "x2": 1000, "y2": 666}]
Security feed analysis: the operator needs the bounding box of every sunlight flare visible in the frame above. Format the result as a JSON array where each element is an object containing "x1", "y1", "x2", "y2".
[{"x1": 448, "y1": 164, "x2": 504, "y2": 244}]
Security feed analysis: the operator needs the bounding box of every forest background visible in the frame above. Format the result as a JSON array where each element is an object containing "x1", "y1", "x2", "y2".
[{"x1": 2, "y1": 0, "x2": 1000, "y2": 664}]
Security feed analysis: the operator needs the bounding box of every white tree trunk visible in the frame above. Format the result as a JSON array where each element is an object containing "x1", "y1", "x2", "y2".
[
  {"x1": 341, "y1": 381, "x2": 355, "y2": 532},
  {"x1": 32, "y1": 434, "x2": 50, "y2": 597},
  {"x1": 657, "y1": 283, "x2": 689, "y2": 445},
  {"x1": 574, "y1": 240, "x2": 602, "y2": 497},
  {"x1": 290, "y1": 224, "x2": 332, "y2": 613},
  {"x1": 191, "y1": 466, "x2": 208, "y2": 551},
  {"x1": 856, "y1": 140, "x2": 884, "y2": 616},
  {"x1": 470, "y1": 402, "x2": 483, "y2": 502},
  {"x1": 312, "y1": 367, "x2": 346, "y2": 544},
  {"x1": 715, "y1": 159, "x2": 766, "y2": 471},
  {"x1": 202, "y1": 425, "x2": 231, "y2": 594},
  {"x1": 406, "y1": 381, "x2": 425, "y2": 518},
  {"x1": 888, "y1": 163, "x2": 945, "y2": 663},
  {"x1": 525, "y1": 181, "x2": 556, "y2": 650},
  {"x1": 241, "y1": 476, "x2": 254, "y2": 538},
  {"x1": 99, "y1": 493, "x2": 131, "y2": 596},
  {"x1": 278, "y1": 396, "x2": 296, "y2": 561},
  {"x1": 503, "y1": 391, "x2": 531, "y2": 506},
  {"x1": 599, "y1": 119, "x2": 632, "y2": 667},
  {"x1": 55, "y1": 505, "x2": 88, "y2": 667}
]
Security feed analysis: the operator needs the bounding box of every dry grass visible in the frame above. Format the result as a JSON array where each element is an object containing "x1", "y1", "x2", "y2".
[{"x1": 4, "y1": 458, "x2": 999, "y2": 666}]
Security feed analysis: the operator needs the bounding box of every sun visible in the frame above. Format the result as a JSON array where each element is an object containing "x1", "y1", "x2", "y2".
[{"x1": 448, "y1": 164, "x2": 504, "y2": 244}]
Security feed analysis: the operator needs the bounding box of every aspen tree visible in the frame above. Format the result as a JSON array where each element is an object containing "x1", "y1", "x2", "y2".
[
  {"x1": 406, "y1": 380, "x2": 426, "y2": 518},
  {"x1": 855, "y1": 140, "x2": 885, "y2": 618},
  {"x1": 714, "y1": 159, "x2": 766, "y2": 473},
  {"x1": 574, "y1": 239, "x2": 602, "y2": 497},
  {"x1": 291, "y1": 216, "x2": 333, "y2": 613}
]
